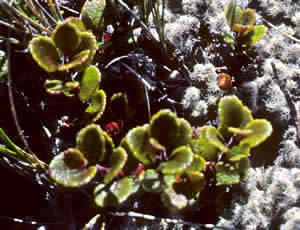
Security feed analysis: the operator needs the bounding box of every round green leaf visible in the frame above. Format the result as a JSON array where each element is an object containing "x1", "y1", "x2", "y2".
[
  {"x1": 81, "y1": 0, "x2": 105, "y2": 33},
  {"x1": 206, "y1": 126, "x2": 229, "y2": 153},
  {"x1": 239, "y1": 119, "x2": 272, "y2": 148},
  {"x1": 44, "y1": 79, "x2": 64, "y2": 95},
  {"x1": 139, "y1": 169, "x2": 164, "y2": 193},
  {"x1": 217, "y1": 95, "x2": 253, "y2": 140},
  {"x1": 104, "y1": 147, "x2": 127, "y2": 184},
  {"x1": 237, "y1": 157, "x2": 251, "y2": 179},
  {"x1": 228, "y1": 127, "x2": 253, "y2": 136},
  {"x1": 44, "y1": 79, "x2": 79, "y2": 96},
  {"x1": 224, "y1": 3, "x2": 242, "y2": 30},
  {"x1": 110, "y1": 177, "x2": 133, "y2": 203},
  {"x1": 58, "y1": 49, "x2": 90, "y2": 71},
  {"x1": 64, "y1": 17, "x2": 86, "y2": 32},
  {"x1": 215, "y1": 161, "x2": 240, "y2": 185},
  {"x1": 173, "y1": 118, "x2": 192, "y2": 148},
  {"x1": 83, "y1": 89, "x2": 107, "y2": 122},
  {"x1": 29, "y1": 36, "x2": 59, "y2": 72},
  {"x1": 160, "y1": 146, "x2": 193, "y2": 174},
  {"x1": 186, "y1": 171, "x2": 206, "y2": 193},
  {"x1": 76, "y1": 124, "x2": 106, "y2": 163},
  {"x1": 94, "y1": 177, "x2": 133, "y2": 207},
  {"x1": 238, "y1": 8, "x2": 256, "y2": 27},
  {"x1": 150, "y1": 110, "x2": 179, "y2": 151},
  {"x1": 49, "y1": 149, "x2": 97, "y2": 187},
  {"x1": 79, "y1": 66, "x2": 101, "y2": 101},
  {"x1": 190, "y1": 126, "x2": 218, "y2": 161},
  {"x1": 53, "y1": 21, "x2": 81, "y2": 54},
  {"x1": 239, "y1": 25, "x2": 268, "y2": 48},
  {"x1": 73, "y1": 32, "x2": 97, "y2": 72},
  {"x1": 185, "y1": 154, "x2": 206, "y2": 173},
  {"x1": 123, "y1": 125, "x2": 156, "y2": 165},
  {"x1": 228, "y1": 144, "x2": 250, "y2": 161},
  {"x1": 110, "y1": 92, "x2": 129, "y2": 120}
]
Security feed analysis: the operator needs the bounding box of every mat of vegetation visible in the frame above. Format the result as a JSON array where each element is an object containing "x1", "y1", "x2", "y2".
[{"x1": 0, "y1": 0, "x2": 299, "y2": 229}]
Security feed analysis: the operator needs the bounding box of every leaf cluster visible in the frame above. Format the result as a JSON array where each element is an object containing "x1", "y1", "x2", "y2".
[
  {"x1": 29, "y1": 17, "x2": 97, "y2": 72},
  {"x1": 223, "y1": 3, "x2": 268, "y2": 49},
  {"x1": 47, "y1": 95, "x2": 272, "y2": 211}
]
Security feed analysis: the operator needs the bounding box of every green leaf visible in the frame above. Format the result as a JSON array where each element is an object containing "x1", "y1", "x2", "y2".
[
  {"x1": 0, "y1": 128, "x2": 33, "y2": 163},
  {"x1": 58, "y1": 49, "x2": 90, "y2": 71},
  {"x1": 64, "y1": 81, "x2": 80, "y2": 96},
  {"x1": 239, "y1": 119, "x2": 272, "y2": 148},
  {"x1": 173, "y1": 118, "x2": 192, "y2": 148},
  {"x1": 228, "y1": 127, "x2": 253, "y2": 136},
  {"x1": 110, "y1": 92, "x2": 129, "y2": 120},
  {"x1": 215, "y1": 161, "x2": 240, "y2": 185},
  {"x1": 237, "y1": 157, "x2": 251, "y2": 179},
  {"x1": 232, "y1": 24, "x2": 251, "y2": 33},
  {"x1": 228, "y1": 144, "x2": 250, "y2": 161},
  {"x1": 76, "y1": 124, "x2": 106, "y2": 163},
  {"x1": 217, "y1": 95, "x2": 253, "y2": 140},
  {"x1": 160, "y1": 146, "x2": 193, "y2": 174},
  {"x1": 94, "y1": 177, "x2": 133, "y2": 207},
  {"x1": 190, "y1": 126, "x2": 218, "y2": 161},
  {"x1": 238, "y1": 8, "x2": 256, "y2": 27},
  {"x1": 49, "y1": 149, "x2": 97, "y2": 187},
  {"x1": 163, "y1": 174, "x2": 176, "y2": 187},
  {"x1": 139, "y1": 169, "x2": 164, "y2": 193},
  {"x1": 122, "y1": 125, "x2": 156, "y2": 165},
  {"x1": 239, "y1": 25, "x2": 268, "y2": 48},
  {"x1": 81, "y1": 0, "x2": 105, "y2": 33},
  {"x1": 0, "y1": 50, "x2": 8, "y2": 79},
  {"x1": 73, "y1": 32, "x2": 97, "y2": 72},
  {"x1": 53, "y1": 21, "x2": 81, "y2": 54},
  {"x1": 104, "y1": 147, "x2": 127, "y2": 184},
  {"x1": 29, "y1": 36, "x2": 60, "y2": 72},
  {"x1": 83, "y1": 89, "x2": 107, "y2": 122},
  {"x1": 224, "y1": 3, "x2": 242, "y2": 30},
  {"x1": 223, "y1": 34, "x2": 235, "y2": 43},
  {"x1": 110, "y1": 177, "x2": 133, "y2": 203},
  {"x1": 149, "y1": 110, "x2": 179, "y2": 151},
  {"x1": 44, "y1": 79, "x2": 79, "y2": 96},
  {"x1": 64, "y1": 17, "x2": 86, "y2": 32},
  {"x1": 161, "y1": 187, "x2": 187, "y2": 211},
  {"x1": 206, "y1": 126, "x2": 229, "y2": 153},
  {"x1": 186, "y1": 171, "x2": 206, "y2": 193},
  {"x1": 79, "y1": 66, "x2": 101, "y2": 101},
  {"x1": 185, "y1": 154, "x2": 206, "y2": 173}
]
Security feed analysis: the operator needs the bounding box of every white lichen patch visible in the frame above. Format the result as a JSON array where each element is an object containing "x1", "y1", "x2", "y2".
[{"x1": 182, "y1": 63, "x2": 224, "y2": 122}]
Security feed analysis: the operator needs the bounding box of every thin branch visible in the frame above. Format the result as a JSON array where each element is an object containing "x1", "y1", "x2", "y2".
[
  {"x1": 2, "y1": 1, "x2": 52, "y2": 35},
  {"x1": 6, "y1": 30, "x2": 46, "y2": 170},
  {"x1": 105, "y1": 210, "x2": 237, "y2": 230},
  {"x1": 262, "y1": 18, "x2": 300, "y2": 44},
  {"x1": 118, "y1": 0, "x2": 158, "y2": 42}
]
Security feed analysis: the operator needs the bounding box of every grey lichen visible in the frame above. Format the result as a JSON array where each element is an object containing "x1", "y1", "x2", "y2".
[
  {"x1": 150, "y1": 1, "x2": 300, "y2": 229},
  {"x1": 182, "y1": 63, "x2": 224, "y2": 123},
  {"x1": 258, "y1": 0, "x2": 299, "y2": 27},
  {"x1": 164, "y1": 15, "x2": 200, "y2": 54}
]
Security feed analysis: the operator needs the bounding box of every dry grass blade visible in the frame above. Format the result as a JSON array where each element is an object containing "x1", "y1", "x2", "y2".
[{"x1": 0, "y1": 0, "x2": 53, "y2": 35}]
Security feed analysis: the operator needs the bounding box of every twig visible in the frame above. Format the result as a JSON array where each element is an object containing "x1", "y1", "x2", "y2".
[
  {"x1": 271, "y1": 62, "x2": 300, "y2": 145},
  {"x1": 118, "y1": 0, "x2": 158, "y2": 42},
  {"x1": 6, "y1": 30, "x2": 46, "y2": 169},
  {"x1": 1, "y1": 0, "x2": 52, "y2": 35},
  {"x1": 262, "y1": 18, "x2": 300, "y2": 44},
  {"x1": 105, "y1": 210, "x2": 236, "y2": 230}
]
